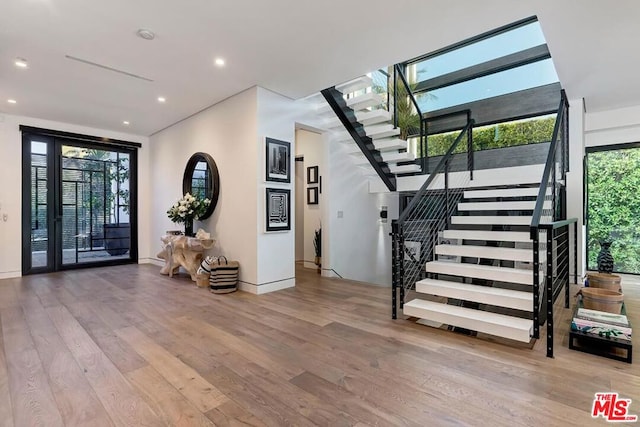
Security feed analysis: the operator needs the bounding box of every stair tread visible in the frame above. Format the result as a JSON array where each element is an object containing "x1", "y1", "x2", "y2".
[
  {"x1": 404, "y1": 299, "x2": 533, "y2": 332},
  {"x1": 415, "y1": 279, "x2": 533, "y2": 311},
  {"x1": 435, "y1": 244, "x2": 532, "y2": 261},
  {"x1": 351, "y1": 151, "x2": 415, "y2": 165},
  {"x1": 451, "y1": 216, "x2": 532, "y2": 225},
  {"x1": 426, "y1": 260, "x2": 533, "y2": 275},
  {"x1": 390, "y1": 164, "x2": 420, "y2": 174},
  {"x1": 346, "y1": 138, "x2": 407, "y2": 153},
  {"x1": 458, "y1": 201, "x2": 538, "y2": 211},
  {"x1": 463, "y1": 187, "x2": 542, "y2": 199},
  {"x1": 425, "y1": 260, "x2": 538, "y2": 285},
  {"x1": 335, "y1": 75, "x2": 373, "y2": 94},
  {"x1": 442, "y1": 230, "x2": 531, "y2": 242}
]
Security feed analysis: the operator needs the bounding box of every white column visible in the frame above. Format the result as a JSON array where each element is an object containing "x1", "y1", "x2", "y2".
[{"x1": 566, "y1": 98, "x2": 586, "y2": 280}]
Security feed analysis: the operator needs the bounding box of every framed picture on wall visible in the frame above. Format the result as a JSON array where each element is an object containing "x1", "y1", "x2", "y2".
[
  {"x1": 307, "y1": 166, "x2": 319, "y2": 184},
  {"x1": 266, "y1": 188, "x2": 291, "y2": 232},
  {"x1": 265, "y1": 137, "x2": 290, "y2": 183},
  {"x1": 307, "y1": 186, "x2": 318, "y2": 205}
]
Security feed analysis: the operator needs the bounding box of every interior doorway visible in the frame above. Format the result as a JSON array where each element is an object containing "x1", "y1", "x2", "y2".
[
  {"x1": 295, "y1": 129, "x2": 324, "y2": 274},
  {"x1": 586, "y1": 143, "x2": 640, "y2": 274},
  {"x1": 21, "y1": 128, "x2": 138, "y2": 275}
]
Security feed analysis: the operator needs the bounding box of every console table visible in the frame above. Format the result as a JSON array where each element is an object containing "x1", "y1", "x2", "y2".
[{"x1": 157, "y1": 235, "x2": 215, "y2": 281}]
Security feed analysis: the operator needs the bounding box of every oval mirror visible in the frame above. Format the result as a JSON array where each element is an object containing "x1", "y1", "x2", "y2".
[{"x1": 182, "y1": 152, "x2": 220, "y2": 220}]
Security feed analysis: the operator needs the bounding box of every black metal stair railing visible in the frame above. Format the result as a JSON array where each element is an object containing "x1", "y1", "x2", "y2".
[
  {"x1": 529, "y1": 90, "x2": 578, "y2": 358},
  {"x1": 391, "y1": 118, "x2": 474, "y2": 319}
]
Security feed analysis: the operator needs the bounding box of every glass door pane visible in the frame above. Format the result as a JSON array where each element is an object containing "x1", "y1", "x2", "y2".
[
  {"x1": 587, "y1": 147, "x2": 640, "y2": 274},
  {"x1": 30, "y1": 141, "x2": 49, "y2": 269},
  {"x1": 60, "y1": 146, "x2": 131, "y2": 265}
]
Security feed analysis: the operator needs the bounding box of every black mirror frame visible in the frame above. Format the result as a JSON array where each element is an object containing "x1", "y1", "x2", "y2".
[{"x1": 182, "y1": 152, "x2": 220, "y2": 220}]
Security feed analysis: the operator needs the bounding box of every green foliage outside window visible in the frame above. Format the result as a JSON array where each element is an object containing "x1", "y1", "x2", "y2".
[
  {"x1": 425, "y1": 116, "x2": 556, "y2": 156},
  {"x1": 587, "y1": 149, "x2": 640, "y2": 273}
]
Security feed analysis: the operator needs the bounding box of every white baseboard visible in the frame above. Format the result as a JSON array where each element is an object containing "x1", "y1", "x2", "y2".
[
  {"x1": 139, "y1": 257, "x2": 164, "y2": 267},
  {"x1": 303, "y1": 261, "x2": 317, "y2": 270},
  {"x1": 321, "y1": 269, "x2": 340, "y2": 278},
  {"x1": 0, "y1": 271, "x2": 21, "y2": 280},
  {"x1": 238, "y1": 277, "x2": 295, "y2": 295}
]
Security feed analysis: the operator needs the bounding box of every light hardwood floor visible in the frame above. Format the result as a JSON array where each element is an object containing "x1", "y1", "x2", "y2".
[{"x1": 0, "y1": 264, "x2": 637, "y2": 426}]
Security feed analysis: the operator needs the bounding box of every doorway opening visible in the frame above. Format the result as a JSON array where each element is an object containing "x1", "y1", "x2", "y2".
[{"x1": 21, "y1": 127, "x2": 138, "y2": 274}]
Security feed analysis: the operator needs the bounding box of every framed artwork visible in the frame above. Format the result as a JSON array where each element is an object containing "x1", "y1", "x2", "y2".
[
  {"x1": 265, "y1": 137, "x2": 290, "y2": 183},
  {"x1": 307, "y1": 186, "x2": 318, "y2": 205},
  {"x1": 307, "y1": 166, "x2": 319, "y2": 184},
  {"x1": 266, "y1": 188, "x2": 291, "y2": 232}
]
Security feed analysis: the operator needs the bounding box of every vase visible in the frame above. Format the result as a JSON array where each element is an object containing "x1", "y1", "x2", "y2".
[
  {"x1": 184, "y1": 220, "x2": 194, "y2": 237},
  {"x1": 597, "y1": 241, "x2": 614, "y2": 273}
]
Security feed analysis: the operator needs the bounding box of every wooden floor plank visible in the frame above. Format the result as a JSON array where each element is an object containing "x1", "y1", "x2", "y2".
[
  {"x1": 115, "y1": 325, "x2": 228, "y2": 412},
  {"x1": 126, "y1": 365, "x2": 216, "y2": 427},
  {"x1": 1, "y1": 306, "x2": 64, "y2": 427},
  {"x1": 22, "y1": 307, "x2": 113, "y2": 427},
  {"x1": 46, "y1": 305, "x2": 163, "y2": 426},
  {"x1": 0, "y1": 316, "x2": 14, "y2": 427},
  {"x1": 0, "y1": 264, "x2": 637, "y2": 426}
]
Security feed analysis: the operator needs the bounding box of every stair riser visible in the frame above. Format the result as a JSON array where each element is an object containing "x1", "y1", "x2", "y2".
[{"x1": 403, "y1": 304, "x2": 532, "y2": 343}]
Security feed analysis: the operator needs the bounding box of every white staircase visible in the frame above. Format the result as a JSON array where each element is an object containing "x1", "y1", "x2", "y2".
[
  {"x1": 320, "y1": 75, "x2": 421, "y2": 178},
  {"x1": 403, "y1": 184, "x2": 550, "y2": 343}
]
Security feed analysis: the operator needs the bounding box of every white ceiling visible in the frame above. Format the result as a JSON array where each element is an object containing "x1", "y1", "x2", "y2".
[{"x1": 1, "y1": 0, "x2": 639, "y2": 136}]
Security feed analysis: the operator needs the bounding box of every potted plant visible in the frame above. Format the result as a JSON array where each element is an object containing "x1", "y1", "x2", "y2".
[
  {"x1": 167, "y1": 192, "x2": 211, "y2": 236},
  {"x1": 313, "y1": 227, "x2": 321, "y2": 273}
]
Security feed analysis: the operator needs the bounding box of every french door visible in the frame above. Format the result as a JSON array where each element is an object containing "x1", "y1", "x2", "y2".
[{"x1": 22, "y1": 128, "x2": 138, "y2": 274}]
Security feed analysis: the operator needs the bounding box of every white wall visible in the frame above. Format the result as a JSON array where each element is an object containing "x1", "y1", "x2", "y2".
[
  {"x1": 295, "y1": 129, "x2": 324, "y2": 269},
  {"x1": 567, "y1": 98, "x2": 586, "y2": 279},
  {"x1": 149, "y1": 86, "x2": 314, "y2": 294},
  {"x1": 149, "y1": 87, "x2": 259, "y2": 286},
  {"x1": 326, "y1": 138, "x2": 398, "y2": 286},
  {"x1": 585, "y1": 104, "x2": 640, "y2": 147},
  {"x1": 0, "y1": 113, "x2": 148, "y2": 279}
]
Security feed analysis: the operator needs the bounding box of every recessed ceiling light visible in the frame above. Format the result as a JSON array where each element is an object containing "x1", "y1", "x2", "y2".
[
  {"x1": 7, "y1": 99, "x2": 17, "y2": 104},
  {"x1": 123, "y1": 121, "x2": 130, "y2": 125},
  {"x1": 14, "y1": 58, "x2": 28, "y2": 68},
  {"x1": 157, "y1": 96, "x2": 166, "y2": 103},
  {"x1": 214, "y1": 58, "x2": 225, "y2": 67},
  {"x1": 136, "y1": 29, "x2": 155, "y2": 40}
]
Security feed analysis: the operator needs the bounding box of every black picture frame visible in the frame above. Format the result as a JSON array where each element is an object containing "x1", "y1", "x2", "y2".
[
  {"x1": 265, "y1": 188, "x2": 291, "y2": 232},
  {"x1": 307, "y1": 187, "x2": 319, "y2": 205},
  {"x1": 307, "y1": 166, "x2": 319, "y2": 184},
  {"x1": 265, "y1": 137, "x2": 290, "y2": 183}
]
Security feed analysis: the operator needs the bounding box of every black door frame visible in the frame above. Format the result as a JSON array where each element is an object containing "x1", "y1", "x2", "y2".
[
  {"x1": 585, "y1": 141, "x2": 640, "y2": 275},
  {"x1": 21, "y1": 127, "x2": 140, "y2": 275}
]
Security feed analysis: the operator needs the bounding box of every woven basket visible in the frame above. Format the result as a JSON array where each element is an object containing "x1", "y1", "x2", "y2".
[
  {"x1": 196, "y1": 272, "x2": 210, "y2": 288},
  {"x1": 587, "y1": 273, "x2": 622, "y2": 292},
  {"x1": 581, "y1": 287, "x2": 624, "y2": 314}
]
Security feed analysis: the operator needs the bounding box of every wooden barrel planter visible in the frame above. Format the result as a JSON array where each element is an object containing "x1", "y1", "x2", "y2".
[
  {"x1": 587, "y1": 273, "x2": 622, "y2": 292},
  {"x1": 581, "y1": 288, "x2": 624, "y2": 314}
]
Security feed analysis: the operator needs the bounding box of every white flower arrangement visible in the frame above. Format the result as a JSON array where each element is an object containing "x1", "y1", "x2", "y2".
[{"x1": 166, "y1": 192, "x2": 211, "y2": 224}]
